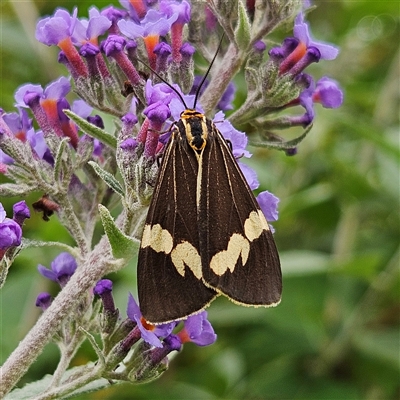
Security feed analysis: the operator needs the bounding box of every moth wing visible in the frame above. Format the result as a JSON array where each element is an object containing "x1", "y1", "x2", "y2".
[
  {"x1": 138, "y1": 132, "x2": 217, "y2": 324},
  {"x1": 199, "y1": 127, "x2": 282, "y2": 306}
]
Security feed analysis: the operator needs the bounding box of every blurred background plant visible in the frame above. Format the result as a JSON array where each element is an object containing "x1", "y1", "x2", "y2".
[{"x1": 0, "y1": 0, "x2": 398, "y2": 399}]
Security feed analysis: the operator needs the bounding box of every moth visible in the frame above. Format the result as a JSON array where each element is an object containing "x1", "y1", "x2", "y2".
[{"x1": 137, "y1": 45, "x2": 282, "y2": 324}]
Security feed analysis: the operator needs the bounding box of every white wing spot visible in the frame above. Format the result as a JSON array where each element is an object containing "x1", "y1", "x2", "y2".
[
  {"x1": 171, "y1": 241, "x2": 202, "y2": 279},
  {"x1": 141, "y1": 224, "x2": 173, "y2": 254},
  {"x1": 210, "y1": 233, "x2": 250, "y2": 276},
  {"x1": 244, "y1": 210, "x2": 269, "y2": 242}
]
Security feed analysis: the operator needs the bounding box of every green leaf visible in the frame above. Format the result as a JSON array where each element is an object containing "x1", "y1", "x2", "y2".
[
  {"x1": 98, "y1": 204, "x2": 140, "y2": 259},
  {"x1": 53, "y1": 137, "x2": 71, "y2": 182},
  {"x1": 88, "y1": 161, "x2": 124, "y2": 197},
  {"x1": 63, "y1": 109, "x2": 117, "y2": 149},
  {"x1": 249, "y1": 124, "x2": 313, "y2": 150},
  {"x1": 234, "y1": 0, "x2": 251, "y2": 51},
  {"x1": 0, "y1": 183, "x2": 36, "y2": 197}
]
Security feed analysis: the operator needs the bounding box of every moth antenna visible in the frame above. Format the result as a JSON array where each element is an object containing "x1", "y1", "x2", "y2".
[
  {"x1": 136, "y1": 58, "x2": 188, "y2": 109},
  {"x1": 193, "y1": 33, "x2": 225, "y2": 110}
]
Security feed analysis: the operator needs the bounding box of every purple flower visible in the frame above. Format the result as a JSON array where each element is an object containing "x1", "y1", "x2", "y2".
[
  {"x1": 159, "y1": 0, "x2": 191, "y2": 62},
  {"x1": 119, "y1": 0, "x2": 148, "y2": 20},
  {"x1": 313, "y1": 77, "x2": 343, "y2": 108},
  {"x1": 285, "y1": 147, "x2": 298, "y2": 156},
  {"x1": 271, "y1": 13, "x2": 338, "y2": 76},
  {"x1": 180, "y1": 42, "x2": 195, "y2": 58},
  {"x1": 133, "y1": 333, "x2": 182, "y2": 381},
  {"x1": 0, "y1": 150, "x2": 13, "y2": 165},
  {"x1": 71, "y1": 7, "x2": 112, "y2": 46},
  {"x1": 71, "y1": 99, "x2": 93, "y2": 118},
  {"x1": 176, "y1": 311, "x2": 217, "y2": 346},
  {"x1": 15, "y1": 76, "x2": 70, "y2": 110},
  {"x1": 100, "y1": 35, "x2": 142, "y2": 85},
  {"x1": 121, "y1": 112, "x2": 139, "y2": 126},
  {"x1": 0, "y1": 108, "x2": 49, "y2": 163},
  {"x1": 12, "y1": 201, "x2": 30, "y2": 226},
  {"x1": 238, "y1": 162, "x2": 259, "y2": 191},
  {"x1": 154, "y1": 41, "x2": 172, "y2": 57},
  {"x1": 2, "y1": 107, "x2": 32, "y2": 135},
  {"x1": 145, "y1": 80, "x2": 180, "y2": 107},
  {"x1": 217, "y1": 82, "x2": 236, "y2": 111},
  {"x1": 256, "y1": 191, "x2": 279, "y2": 222},
  {"x1": 29, "y1": 130, "x2": 49, "y2": 160},
  {"x1": 101, "y1": 5, "x2": 127, "y2": 24},
  {"x1": 120, "y1": 137, "x2": 139, "y2": 151},
  {"x1": 294, "y1": 13, "x2": 339, "y2": 60},
  {"x1": 283, "y1": 76, "x2": 342, "y2": 128},
  {"x1": 298, "y1": 88, "x2": 315, "y2": 124},
  {"x1": 253, "y1": 40, "x2": 267, "y2": 53},
  {"x1": 94, "y1": 279, "x2": 117, "y2": 316},
  {"x1": 118, "y1": 9, "x2": 178, "y2": 38},
  {"x1": 143, "y1": 102, "x2": 171, "y2": 125},
  {"x1": 14, "y1": 77, "x2": 81, "y2": 148},
  {"x1": 35, "y1": 292, "x2": 53, "y2": 310},
  {"x1": 159, "y1": 0, "x2": 191, "y2": 25},
  {"x1": 213, "y1": 111, "x2": 251, "y2": 158},
  {"x1": 154, "y1": 41, "x2": 172, "y2": 72},
  {"x1": 37, "y1": 252, "x2": 77, "y2": 287},
  {"x1": 127, "y1": 294, "x2": 175, "y2": 348},
  {"x1": 94, "y1": 278, "x2": 113, "y2": 296},
  {"x1": 118, "y1": 9, "x2": 178, "y2": 68},
  {"x1": 168, "y1": 97, "x2": 189, "y2": 119},
  {"x1": 102, "y1": 34, "x2": 126, "y2": 56},
  {"x1": 79, "y1": 41, "x2": 100, "y2": 57},
  {"x1": 35, "y1": 8, "x2": 78, "y2": 46},
  {"x1": 0, "y1": 203, "x2": 22, "y2": 250},
  {"x1": 35, "y1": 8, "x2": 88, "y2": 78}
]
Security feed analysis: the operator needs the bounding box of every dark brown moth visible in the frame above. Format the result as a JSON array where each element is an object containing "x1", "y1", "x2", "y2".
[{"x1": 137, "y1": 40, "x2": 282, "y2": 324}]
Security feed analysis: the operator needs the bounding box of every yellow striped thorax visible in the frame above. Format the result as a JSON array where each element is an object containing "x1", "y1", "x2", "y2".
[{"x1": 177, "y1": 109, "x2": 209, "y2": 152}]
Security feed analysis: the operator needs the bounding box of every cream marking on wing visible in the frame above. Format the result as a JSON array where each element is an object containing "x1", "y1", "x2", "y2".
[
  {"x1": 244, "y1": 210, "x2": 269, "y2": 242},
  {"x1": 258, "y1": 209, "x2": 270, "y2": 231},
  {"x1": 171, "y1": 241, "x2": 202, "y2": 279},
  {"x1": 141, "y1": 224, "x2": 173, "y2": 254},
  {"x1": 210, "y1": 233, "x2": 250, "y2": 276}
]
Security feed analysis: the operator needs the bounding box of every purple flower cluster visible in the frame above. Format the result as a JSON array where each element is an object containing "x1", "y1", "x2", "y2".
[
  {"x1": 266, "y1": 12, "x2": 343, "y2": 134},
  {"x1": 126, "y1": 293, "x2": 216, "y2": 349},
  {"x1": 90, "y1": 280, "x2": 216, "y2": 376}
]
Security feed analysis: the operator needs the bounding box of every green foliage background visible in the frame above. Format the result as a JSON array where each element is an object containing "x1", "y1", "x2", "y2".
[{"x1": 1, "y1": 1, "x2": 399, "y2": 399}]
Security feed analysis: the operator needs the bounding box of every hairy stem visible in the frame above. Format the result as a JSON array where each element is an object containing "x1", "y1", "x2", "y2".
[
  {"x1": 200, "y1": 43, "x2": 243, "y2": 115},
  {"x1": 0, "y1": 213, "x2": 127, "y2": 396}
]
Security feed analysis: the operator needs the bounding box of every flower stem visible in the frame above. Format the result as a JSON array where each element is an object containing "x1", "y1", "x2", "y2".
[{"x1": 200, "y1": 43, "x2": 243, "y2": 115}]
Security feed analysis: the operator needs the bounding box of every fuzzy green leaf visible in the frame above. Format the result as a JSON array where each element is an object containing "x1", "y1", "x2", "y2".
[
  {"x1": 63, "y1": 109, "x2": 117, "y2": 149},
  {"x1": 249, "y1": 124, "x2": 313, "y2": 150},
  {"x1": 0, "y1": 183, "x2": 36, "y2": 197},
  {"x1": 235, "y1": 0, "x2": 251, "y2": 51},
  {"x1": 98, "y1": 204, "x2": 140, "y2": 259},
  {"x1": 53, "y1": 137, "x2": 71, "y2": 182},
  {"x1": 88, "y1": 161, "x2": 124, "y2": 197}
]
